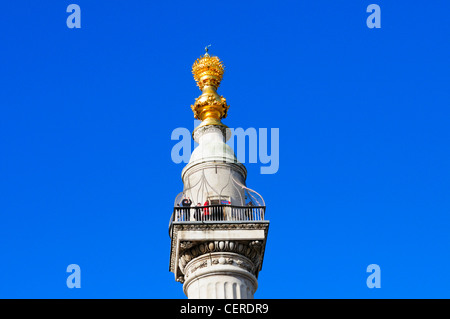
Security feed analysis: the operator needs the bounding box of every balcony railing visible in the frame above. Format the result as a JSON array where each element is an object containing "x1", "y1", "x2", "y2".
[{"x1": 172, "y1": 204, "x2": 265, "y2": 222}]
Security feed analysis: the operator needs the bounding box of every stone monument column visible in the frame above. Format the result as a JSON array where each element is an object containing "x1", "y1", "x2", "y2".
[{"x1": 169, "y1": 48, "x2": 269, "y2": 299}]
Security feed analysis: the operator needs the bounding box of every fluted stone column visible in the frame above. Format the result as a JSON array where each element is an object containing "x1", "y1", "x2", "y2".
[{"x1": 183, "y1": 252, "x2": 257, "y2": 299}]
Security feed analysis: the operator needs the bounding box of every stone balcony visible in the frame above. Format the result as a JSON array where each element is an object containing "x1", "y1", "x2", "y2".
[{"x1": 168, "y1": 204, "x2": 270, "y2": 289}]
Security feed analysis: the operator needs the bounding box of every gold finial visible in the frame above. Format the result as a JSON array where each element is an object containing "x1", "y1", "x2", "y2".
[{"x1": 191, "y1": 48, "x2": 229, "y2": 128}]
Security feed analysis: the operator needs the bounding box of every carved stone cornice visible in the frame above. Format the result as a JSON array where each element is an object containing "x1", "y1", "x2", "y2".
[
  {"x1": 169, "y1": 221, "x2": 269, "y2": 284},
  {"x1": 192, "y1": 124, "x2": 229, "y2": 142},
  {"x1": 179, "y1": 240, "x2": 263, "y2": 276}
]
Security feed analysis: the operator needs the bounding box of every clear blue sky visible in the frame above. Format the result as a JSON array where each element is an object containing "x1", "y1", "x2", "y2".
[{"x1": 0, "y1": 1, "x2": 449, "y2": 298}]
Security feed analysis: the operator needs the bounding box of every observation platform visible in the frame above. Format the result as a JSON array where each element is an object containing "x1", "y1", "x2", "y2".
[{"x1": 168, "y1": 204, "x2": 270, "y2": 284}]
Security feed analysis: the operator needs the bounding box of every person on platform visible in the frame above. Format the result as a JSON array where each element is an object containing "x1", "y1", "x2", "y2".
[
  {"x1": 195, "y1": 203, "x2": 202, "y2": 221},
  {"x1": 246, "y1": 202, "x2": 254, "y2": 220},
  {"x1": 203, "y1": 200, "x2": 210, "y2": 221},
  {"x1": 181, "y1": 196, "x2": 192, "y2": 221}
]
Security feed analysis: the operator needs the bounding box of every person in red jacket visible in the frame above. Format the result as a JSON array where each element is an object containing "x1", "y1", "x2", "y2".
[{"x1": 203, "y1": 200, "x2": 210, "y2": 221}]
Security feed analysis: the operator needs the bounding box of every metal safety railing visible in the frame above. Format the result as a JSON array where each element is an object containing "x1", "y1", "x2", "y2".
[{"x1": 172, "y1": 204, "x2": 265, "y2": 222}]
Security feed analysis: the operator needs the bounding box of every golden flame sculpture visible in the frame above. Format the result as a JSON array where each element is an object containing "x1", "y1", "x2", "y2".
[{"x1": 191, "y1": 49, "x2": 229, "y2": 128}]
